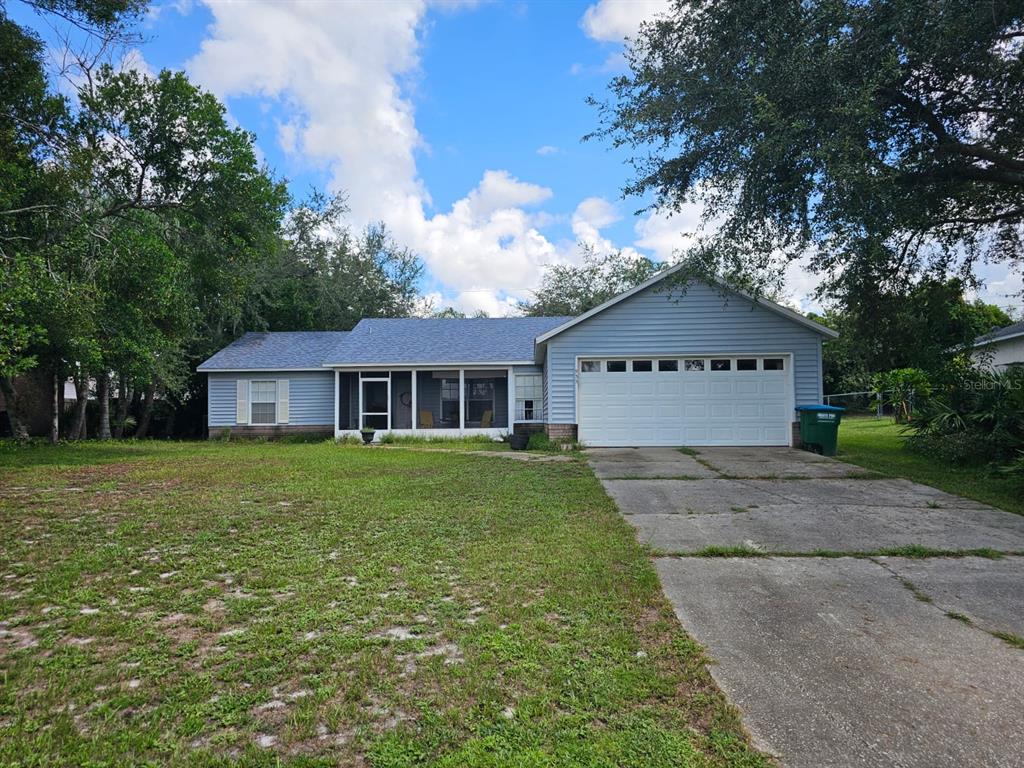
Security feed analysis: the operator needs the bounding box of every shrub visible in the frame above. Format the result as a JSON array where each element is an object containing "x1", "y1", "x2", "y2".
[
  {"x1": 906, "y1": 365, "x2": 1024, "y2": 468},
  {"x1": 874, "y1": 368, "x2": 931, "y2": 423},
  {"x1": 526, "y1": 431, "x2": 557, "y2": 451}
]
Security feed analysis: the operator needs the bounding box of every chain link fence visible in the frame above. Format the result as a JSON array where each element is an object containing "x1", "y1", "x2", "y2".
[{"x1": 823, "y1": 389, "x2": 911, "y2": 418}]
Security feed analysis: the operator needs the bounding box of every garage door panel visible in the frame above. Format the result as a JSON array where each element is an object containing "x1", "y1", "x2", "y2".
[
  {"x1": 578, "y1": 357, "x2": 792, "y2": 447},
  {"x1": 735, "y1": 380, "x2": 759, "y2": 395},
  {"x1": 710, "y1": 380, "x2": 734, "y2": 395}
]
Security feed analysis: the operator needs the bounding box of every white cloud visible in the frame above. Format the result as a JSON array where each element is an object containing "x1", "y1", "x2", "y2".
[
  {"x1": 463, "y1": 170, "x2": 552, "y2": 218},
  {"x1": 580, "y1": 0, "x2": 670, "y2": 43},
  {"x1": 186, "y1": 1, "x2": 574, "y2": 309},
  {"x1": 536, "y1": 145, "x2": 560, "y2": 156},
  {"x1": 579, "y1": 0, "x2": 671, "y2": 72}
]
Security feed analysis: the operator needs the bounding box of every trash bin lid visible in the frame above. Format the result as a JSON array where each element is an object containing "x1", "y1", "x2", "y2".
[{"x1": 795, "y1": 404, "x2": 846, "y2": 412}]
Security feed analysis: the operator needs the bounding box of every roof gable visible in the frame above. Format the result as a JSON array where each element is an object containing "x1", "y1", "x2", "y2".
[{"x1": 534, "y1": 263, "x2": 838, "y2": 345}]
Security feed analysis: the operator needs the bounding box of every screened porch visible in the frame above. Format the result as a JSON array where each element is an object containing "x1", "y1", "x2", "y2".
[{"x1": 334, "y1": 368, "x2": 535, "y2": 438}]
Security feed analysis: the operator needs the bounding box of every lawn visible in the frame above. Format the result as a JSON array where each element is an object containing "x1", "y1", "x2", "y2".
[
  {"x1": 838, "y1": 417, "x2": 1024, "y2": 516},
  {"x1": 0, "y1": 440, "x2": 767, "y2": 767}
]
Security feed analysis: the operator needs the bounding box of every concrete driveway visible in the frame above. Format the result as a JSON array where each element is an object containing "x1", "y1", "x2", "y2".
[{"x1": 589, "y1": 446, "x2": 1024, "y2": 768}]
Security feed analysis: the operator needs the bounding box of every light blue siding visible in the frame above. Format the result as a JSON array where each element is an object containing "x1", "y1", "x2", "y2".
[
  {"x1": 543, "y1": 280, "x2": 824, "y2": 424},
  {"x1": 208, "y1": 371, "x2": 334, "y2": 427}
]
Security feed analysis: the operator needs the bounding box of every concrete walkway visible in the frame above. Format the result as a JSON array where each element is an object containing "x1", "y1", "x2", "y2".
[{"x1": 588, "y1": 446, "x2": 1024, "y2": 768}]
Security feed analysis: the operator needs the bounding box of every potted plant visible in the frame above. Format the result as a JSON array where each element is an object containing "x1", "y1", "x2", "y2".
[{"x1": 360, "y1": 426, "x2": 376, "y2": 444}]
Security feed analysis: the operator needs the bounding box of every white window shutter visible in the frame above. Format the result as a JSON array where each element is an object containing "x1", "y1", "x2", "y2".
[
  {"x1": 277, "y1": 379, "x2": 289, "y2": 424},
  {"x1": 236, "y1": 380, "x2": 249, "y2": 424}
]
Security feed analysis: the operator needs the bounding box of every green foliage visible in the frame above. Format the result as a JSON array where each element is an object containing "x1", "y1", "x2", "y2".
[
  {"x1": 812, "y1": 279, "x2": 1012, "y2": 395},
  {"x1": 521, "y1": 244, "x2": 667, "y2": 316},
  {"x1": 255, "y1": 193, "x2": 423, "y2": 332},
  {"x1": 526, "y1": 431, "x2": 559, "y2": 451},
  {"x1": 591, "y1": 0, "x2": 1024, "y2": 296},
  {"x1": 874, "y1": 368, "x2": 931, "y2": 423},
  {"x1": 905, "y1": 367, "x2": 1024, "y2": 467}
]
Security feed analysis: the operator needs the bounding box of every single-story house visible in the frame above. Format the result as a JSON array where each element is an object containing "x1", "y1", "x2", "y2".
[
  {"x1": 971, "y1": 320, "x2": 1024, "y2": 371},
  {"x1": 197, "y1": 265, "x2": 838, "y2": 447}
]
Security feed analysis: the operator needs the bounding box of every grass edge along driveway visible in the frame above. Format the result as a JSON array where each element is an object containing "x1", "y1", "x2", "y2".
[
  {"x1": 0, "y1": 440, "x2": 770, "y2": 768},
  {"x1": 838, "y1": 417, "x2": 1024, "y2": 517}
]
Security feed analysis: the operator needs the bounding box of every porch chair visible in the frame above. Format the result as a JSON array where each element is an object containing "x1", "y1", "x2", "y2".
[{"x1": 418, "y1": 409, "x2": 434, "y2": 428}]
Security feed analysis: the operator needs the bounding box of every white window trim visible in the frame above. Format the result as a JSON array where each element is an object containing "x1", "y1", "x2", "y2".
[
  {"x1": 249, "y1": 380, "x2": 278, "y2": 425},
  {"x1": 514, "y1": 373, "x2": 544, "y2": 422}
]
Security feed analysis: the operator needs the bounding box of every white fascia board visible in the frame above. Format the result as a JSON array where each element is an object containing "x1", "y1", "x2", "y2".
[
  {"x1": 533, "y1": 262, "x2": 839, "y2": 344},
  {"x1": 321, "y1": 360, "x2": 535, "y2": 369},
  {"x1": 972, "y1": 330, "x2": 1024, "y2": 348},
  {"x1": 198, "y1": 367, "x2": 324, "y2": 373}
]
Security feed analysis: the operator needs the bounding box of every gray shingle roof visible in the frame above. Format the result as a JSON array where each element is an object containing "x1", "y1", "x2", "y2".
[
  {"x1": 197, "y1": 331, "x2": 350, "y2": 371},
  {"x1": 974, "y1": 320, "x2": 1024, "y2": 346},
  {"x1": 324, "y1": 317, "x2": 573, "y2": 365}
]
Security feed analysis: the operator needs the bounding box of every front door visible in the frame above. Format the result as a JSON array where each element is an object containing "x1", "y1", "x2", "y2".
[{"x1": 361, "y1": 376, "x2": 390, "y2": 430}]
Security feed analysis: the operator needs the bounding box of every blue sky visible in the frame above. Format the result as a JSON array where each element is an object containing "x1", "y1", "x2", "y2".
[{"x1": 14, "y1": 0, "x2": 1021, "y2": 316}]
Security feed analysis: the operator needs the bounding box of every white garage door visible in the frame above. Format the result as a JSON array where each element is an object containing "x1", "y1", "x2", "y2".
[{"x1": 577, "y1": 356, "x2": 792, "y2": 447}]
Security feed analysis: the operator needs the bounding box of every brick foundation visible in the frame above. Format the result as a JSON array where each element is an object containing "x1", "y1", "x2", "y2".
[
  {"x1": 209, "y1": 424, "x2": 334, "y2": 440},
  {"x1": 544, "y1": 423, "x2": 578, "y2": 441}
]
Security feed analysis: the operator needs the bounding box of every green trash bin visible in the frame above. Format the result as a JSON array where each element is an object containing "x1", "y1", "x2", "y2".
[{"x1": 796, "y1": 405, "x2": 845, "y2": 456}]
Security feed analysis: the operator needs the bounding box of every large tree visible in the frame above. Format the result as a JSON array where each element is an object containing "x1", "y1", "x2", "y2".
[
  {"x1": 590, "y1": 0, "x2": 1024, "y2": 296},
  {"x1": 812, "y1": 279, "x2": 1013, "y2": 393},
  {"x1": 520, "y1": 245, "x2": 666, "y2": 316}
]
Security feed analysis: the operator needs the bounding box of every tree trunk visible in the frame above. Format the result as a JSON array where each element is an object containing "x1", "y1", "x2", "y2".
[
  {"x1": 135, "y1": 381, "x2": 156, "y2": 438},
  {"x1": 96, "y1": 374, "x2": 112, "y2": 440},
  {"x1": 71, "y1": 374, "x2": 89, "y2": 439},
  {"x1": 50, "y1": 371, "x2": 59, "y2": 444},
  {"x1": 113, "y1": 374, "x2": 130, "y2": 439},
  {"x1": 0, "y1": 376, "x2": 30, "y2": 441}
]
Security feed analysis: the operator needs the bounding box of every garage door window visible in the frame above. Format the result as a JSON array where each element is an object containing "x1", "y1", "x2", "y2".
[
  {"x1": 606, "y1": 360, "x2": 627, "y2": 372},
  {"x1": 737, "y1": 358, "x2": 757, "y2": 371},
  {"x1": 580, "y1": 360, "x2": 601, "y2": 372},
  {"x1": 763, "y1": 358, "x2": 785, "y2": 370},
  {"x1": 658, "y1": 360, "x2": 678, "y2": 371},
  {"x1": 684, "y1": 359, "x2": 704, "y2": 371},
  {"x1": 711, "y1": 359, "x2": 732, "y2": 371},
  {"x1": 631, "y1": 360, "x2": 653, "y2": 372}
]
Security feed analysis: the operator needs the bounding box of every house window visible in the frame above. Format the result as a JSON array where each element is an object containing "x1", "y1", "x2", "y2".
[
  {"x1": 711, "y1": 359, "x2": 732, "y2": 371},
  {"x1": 580, "y1": 360, "x2": 601, "y2": 372},
  {"x1": 516, "y1": 374, "x2": 543, "y2": 421},
  {"x1": 658, "y1": 360, "x2": 678, "y2": 372},
  {"x1": 631, "y1": 360, "x2": 653, "y2": 372},
  {"x1": 465, "y1": 380, "x2": 495, "y2": 424},
  {"x1": 250, "y1": 381, "x2": 277, "y2": 424},
  {"x1": 737, "y1": 358, "x2": 757, "y2": 371},
  {"x1": 763, "y1": 358, "x2": 785, "y2": 370},
  {"x1": 683, "y1": 359, "x2": 705, "y2": 372},
  {"x1": 606, "y1": 360, "x2": 627, "y2": 372},
  {"x1": 440, "y1": 378, "x2": 460, "y2": 424}
]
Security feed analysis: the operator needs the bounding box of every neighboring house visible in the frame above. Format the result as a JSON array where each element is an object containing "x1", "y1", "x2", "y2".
[
  {"x1": 971, "y1": 320, "x2": 1024, "y2": 371},
  {"x1": 197, "y1": 265, "x2": 838, "y2": 447}
]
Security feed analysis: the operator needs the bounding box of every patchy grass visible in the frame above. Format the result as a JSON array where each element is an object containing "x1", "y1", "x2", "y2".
[
  {"x1": 666, "y1": 546, "x2": 1019, "y2": 559},
  {"x1": 992, "y1": 631, "x2": 1024, "y2": 650},
  {"x1": 0, "y1": 440, "x2": 768, "y2": 767},
  {"x1": 838, "y1": 418, "x2": 1024, "y2": 516},
  {"x1": 692, "y1": 545, "x2": 767, "y2": 558},
  {"x1": 375, "y1": 434, "x2": 509, "y2": 451}
]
